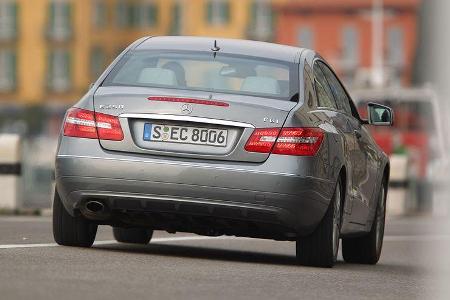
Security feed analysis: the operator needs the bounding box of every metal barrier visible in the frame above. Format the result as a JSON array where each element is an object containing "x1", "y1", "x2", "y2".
[
  {"x1": 0, "y1": 134, "x2": 22, "y2": 210},
  {"x1": 20, "y1": 137, "x2": 57, "y2": 209},
  {"x1": 387, "y1": 154, "x2": 409, "y2": 216}
]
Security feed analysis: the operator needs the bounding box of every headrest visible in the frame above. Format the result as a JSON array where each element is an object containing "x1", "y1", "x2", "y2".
[
  {"x1": 241, "y1": 76, "x2": 281, "y2": 95},
  {"x1": 138, "y1": 68, "x2": 178, "y2": 86}
]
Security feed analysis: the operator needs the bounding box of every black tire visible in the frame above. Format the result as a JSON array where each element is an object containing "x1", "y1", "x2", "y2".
[
  {"x1": 53, "y1": 189, "x2": 98, "y2": 247},
  {"x1": 296, "y1": 178, "x2": 343, "y2": 268},
  {"x1": 113, "y1": 227, "x2": 153, "y2": 244},
  {"x1": 342, "y1": 181, "x2": 387, "y2": 264}
]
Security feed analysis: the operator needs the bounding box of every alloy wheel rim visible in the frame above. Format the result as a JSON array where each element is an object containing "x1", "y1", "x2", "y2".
[
  {"x1": 375, "y1": 186, "x2": 386, "y2": 253},
  {"x1": 332, "y1": 183, "x2": 341, "y2": 260}
]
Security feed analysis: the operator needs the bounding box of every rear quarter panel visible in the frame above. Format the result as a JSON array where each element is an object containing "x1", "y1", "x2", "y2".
[{"x1": 282, "y1": 53, "x2": 346, "y2": 190}]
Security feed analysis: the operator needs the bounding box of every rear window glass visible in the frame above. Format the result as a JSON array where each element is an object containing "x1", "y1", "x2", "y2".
[{"x1": 102, "y1": 50, "x2": 298, "y2": 100}]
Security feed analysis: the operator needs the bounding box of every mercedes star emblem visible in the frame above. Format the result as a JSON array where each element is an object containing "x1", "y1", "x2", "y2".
[{"x1": 181, "y1": 103, "x2": 193, "y2": 114}]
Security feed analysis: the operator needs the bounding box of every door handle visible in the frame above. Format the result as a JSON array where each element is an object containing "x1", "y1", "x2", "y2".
[{"x1": 354, "y1": 130, "x2": 362, "y2": 139}]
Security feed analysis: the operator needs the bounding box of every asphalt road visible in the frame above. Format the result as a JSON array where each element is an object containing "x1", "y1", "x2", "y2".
[{"x1": 0, "y1": 215, "x2": 449, "y2": 300}]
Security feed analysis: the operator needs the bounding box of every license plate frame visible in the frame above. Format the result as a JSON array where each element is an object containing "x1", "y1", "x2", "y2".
[{"x1": 143, "y1": 123, "x2": 228, "y2": 147}]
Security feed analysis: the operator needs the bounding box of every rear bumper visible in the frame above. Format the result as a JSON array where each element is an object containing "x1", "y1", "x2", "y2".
[{"x1": 55, "y1": 138, "x2": 335, "y2": 238}]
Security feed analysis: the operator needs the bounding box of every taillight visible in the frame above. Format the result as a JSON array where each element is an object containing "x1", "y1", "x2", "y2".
[
  {"x1": 63, "y1": 108, "x2": 124, "y2": 141},
  {"x1": 95, "y1": 112, "x2": 124, "y2": 141},
  {"x1": 245, "y1": 127, "x2": 324, "y2": 156},
  {"x1": 244, "y1": 128, "x2": 280, "y2": 153},
  {"x1": 63, "y1": 108, "x2": 97, "y2": 139},
  {"x1": 272, "y1": 128, "x2": 324, "y2": 156}
]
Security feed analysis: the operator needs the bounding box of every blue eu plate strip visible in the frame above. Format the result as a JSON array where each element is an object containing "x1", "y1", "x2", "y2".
[{"x1": 143, "y1": 123, "x2": 152, "y2": 141}]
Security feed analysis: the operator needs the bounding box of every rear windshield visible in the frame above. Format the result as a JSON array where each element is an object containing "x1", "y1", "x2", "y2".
[{"x1": 102, "y1": 50, "x2": 298, "y2": 101}]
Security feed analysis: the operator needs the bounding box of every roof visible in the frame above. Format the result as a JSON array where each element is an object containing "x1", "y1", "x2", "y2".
[{"x1": 136, "y1": 36, "x2": 305, "y2": 63}]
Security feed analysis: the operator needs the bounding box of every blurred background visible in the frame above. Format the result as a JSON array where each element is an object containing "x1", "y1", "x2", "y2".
[{"x1": 0, "y1": 0, "x2": 449, "y2": 219}]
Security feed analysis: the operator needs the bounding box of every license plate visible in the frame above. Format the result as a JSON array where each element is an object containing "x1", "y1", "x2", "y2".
[{"x1": 143, "y1": 123, "x2": 228, "y2": 147}]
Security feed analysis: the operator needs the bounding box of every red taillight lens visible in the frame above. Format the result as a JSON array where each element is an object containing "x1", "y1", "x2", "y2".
[
  {"x1": 63, "y1": 108, "x2": 123, "y2": 141},
  {"x1": 272, "y1": 127, "x2": 324, "y2": 156},
  {"x1": 95, "y1": 112, "x2": 124, "y2": 141},
  {"x1": 245, "y1": 127, "x2": 324, "y2": 156},
  {"x1": 244, "y1": 128, "x2": 280, "y2": 153},
  {"x1": 63, "y1": 108, "x2": 98, "y2": 139}
]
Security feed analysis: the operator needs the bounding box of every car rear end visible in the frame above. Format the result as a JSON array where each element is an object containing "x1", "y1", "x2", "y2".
[{"x1": 55, "y1": 37, "x2": 335, "y2": 240}]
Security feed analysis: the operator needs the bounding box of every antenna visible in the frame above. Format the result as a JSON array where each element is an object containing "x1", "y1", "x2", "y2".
[
  {"x1": 211, "y1": 40, "x2": 220, "y2": 58},
  {"x1": 211, "y1": 40, "x2": 220, "y2": 52}
]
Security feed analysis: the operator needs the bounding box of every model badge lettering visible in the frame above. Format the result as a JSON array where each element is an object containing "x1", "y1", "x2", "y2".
[
  {"x1": 99, "y1": 104, "x2": 124, "y2": 110},
  {"x1": 263, "y1": 117, "x2": 279, "y2": 124}
]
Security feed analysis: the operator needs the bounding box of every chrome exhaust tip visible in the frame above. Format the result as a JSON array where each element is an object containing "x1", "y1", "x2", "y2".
[{"x1": 85, "y1": 200, "x2": 105, "y2": 214}]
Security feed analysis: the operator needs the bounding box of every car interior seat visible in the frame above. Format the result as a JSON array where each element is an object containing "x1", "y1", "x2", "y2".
[
  {"x1": 241, "y1": 76, "x2": 281, "y2": 95},
  {"x1": 138, "y1": 68, "x2": 178, "y2": 86}
]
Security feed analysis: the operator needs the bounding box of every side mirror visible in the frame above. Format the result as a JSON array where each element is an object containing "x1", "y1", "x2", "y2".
[{"x1": 367, "y1": 102, "x2": 393, "y2": 126}]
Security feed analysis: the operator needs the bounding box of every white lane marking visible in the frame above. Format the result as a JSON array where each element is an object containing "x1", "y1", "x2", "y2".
[
  {"x1": 0, "y1": 236, "x2": 234, "y2": 250},
  {"x1": 0, "y1": 241, "x2": 114, "y2": 249},
  {"x1": 0, "y1": 243, "x2": 58, "y2": 249},
  {"x1": 0, "y1": 234, "x2": 449, "y2": 250},
  {"x1": 0, "y1": 217, "x2": 52, "y2": 223},
  {"x1": 384, "y1": 235, "x2": 450, "y2": 242}
]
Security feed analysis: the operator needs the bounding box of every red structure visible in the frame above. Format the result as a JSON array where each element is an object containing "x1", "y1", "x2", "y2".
[{"x1": 274, "y1": 0, "x2": 420, "y2": 88}]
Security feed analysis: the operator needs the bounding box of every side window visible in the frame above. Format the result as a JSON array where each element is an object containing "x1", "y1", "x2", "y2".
[
  {"x1": 319, "y1": 62, "x2": 352, "y2": 115},
  {"x1": 319, "y1": 62, "x2": 361, "y2": 119},
  {"x1": 313, "y1": 63, "x2": 337, "y2": 109}
]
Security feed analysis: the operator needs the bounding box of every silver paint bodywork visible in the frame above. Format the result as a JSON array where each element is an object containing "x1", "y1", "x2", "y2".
[{"x1": 55, "y1": 36, "x2": 389, "y2": 239}]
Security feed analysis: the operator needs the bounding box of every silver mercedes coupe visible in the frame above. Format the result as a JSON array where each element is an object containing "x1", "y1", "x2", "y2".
[{"x1": 53, "y1": 36, "x2": 393, "y2": 268}]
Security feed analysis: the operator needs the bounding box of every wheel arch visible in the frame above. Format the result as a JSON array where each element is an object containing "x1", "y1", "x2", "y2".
[{"x1": 365, "y1": 160, "x2": 390, "y2": 232}]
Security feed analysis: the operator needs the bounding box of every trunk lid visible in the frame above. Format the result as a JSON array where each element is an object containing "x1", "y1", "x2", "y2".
[{"x1": 93, "y1": 86, "x2": 296, "y2": 162}]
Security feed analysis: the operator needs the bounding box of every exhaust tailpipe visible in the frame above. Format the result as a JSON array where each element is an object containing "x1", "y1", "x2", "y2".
[{"x1": 85, "y1": 200, "x2": 105, "y2": 213}]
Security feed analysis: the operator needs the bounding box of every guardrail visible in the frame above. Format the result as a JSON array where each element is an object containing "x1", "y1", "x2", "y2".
[
  {"x1": 0, "y1": 134, "x2": 22, "y2": 210},
  {"x1": 387, "y1": 154, "x2": 409, "y2": 216}
]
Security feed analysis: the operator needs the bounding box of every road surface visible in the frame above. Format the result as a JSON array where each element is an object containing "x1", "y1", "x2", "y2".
[{"x1": 0, "y1": 215, "x2": 449, "y2": 300}]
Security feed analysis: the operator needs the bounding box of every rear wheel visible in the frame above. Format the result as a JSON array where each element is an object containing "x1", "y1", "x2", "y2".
[
  {"x1": 296, "y1": 178, "x2": 343, "y2": 268},
  {"x1": 113, "y1": 227, "x2": 153, "y2": 244},
  {"x1": 53, "y1": 189, "x2": 98, "y2": 247},
  {"x1": 342, "y1": 181, "x2": 387, "y2": 264}
]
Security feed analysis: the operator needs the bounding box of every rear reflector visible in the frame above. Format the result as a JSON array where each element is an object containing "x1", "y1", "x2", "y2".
[
  {"x1": 245, "y1": 127, "x2": 324, "y2": 156},
  {"x1": 63, "y1": 108, "x2": 124, "y2": 141},
  {"x1": 148, "y1": 96, "x2": 229, "y2": 107}
]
